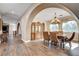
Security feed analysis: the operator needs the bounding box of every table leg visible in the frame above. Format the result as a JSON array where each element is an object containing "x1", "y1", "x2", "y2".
[
  {"x1": 60, "y1": 42, "x2": 65, "y2": 49},
  {"x1": 62, "y1": 42, "x2": 64, "y2": 48}
]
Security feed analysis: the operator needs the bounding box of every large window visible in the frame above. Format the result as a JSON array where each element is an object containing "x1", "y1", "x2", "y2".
[
  {"x1": 62, "y1": 21, "x2": 78, "y2": 32},
  {"x1": 50, "y1": 24, "x2": 58, "y2": 31}
]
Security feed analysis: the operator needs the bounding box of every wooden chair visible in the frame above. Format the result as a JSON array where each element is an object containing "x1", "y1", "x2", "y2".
[
  {"x1": 50, "y1": 32, "x2": 59, "y2": 46},
  {"x1": 0, "y1": 32, "x2": 8, "y2": 43},
  {"x1": 43, "y1": 32, "x2": 50, "y2": 43},
  {"x1": 65, "y1": 32, "x2": 75, "y2": 48},
  {"x1": 59, "y1": 32, "x2": 75, "y2": 48}
]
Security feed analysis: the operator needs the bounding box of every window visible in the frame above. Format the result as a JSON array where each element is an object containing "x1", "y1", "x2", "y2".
[
  {"x1": 62, "y1": 21, "x2": 78, "y2": 32},
  {"x1": 49, "y1": 24, "x2": 58, "y2": 31}
]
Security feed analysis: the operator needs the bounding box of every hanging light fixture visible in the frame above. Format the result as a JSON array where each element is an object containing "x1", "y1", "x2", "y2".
[{"x1": 51, "y1": 13, "x2": 61, "y2": 24}]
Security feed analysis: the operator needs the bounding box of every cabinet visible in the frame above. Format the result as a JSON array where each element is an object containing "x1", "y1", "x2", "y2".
[{"x1": 31, "y1": 22, "x2": 45, "y2": 40}]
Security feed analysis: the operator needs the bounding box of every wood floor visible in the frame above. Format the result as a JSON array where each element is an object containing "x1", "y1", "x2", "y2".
[{"x1": 0, "y1": 35, "x2": 69, "y2": 56}]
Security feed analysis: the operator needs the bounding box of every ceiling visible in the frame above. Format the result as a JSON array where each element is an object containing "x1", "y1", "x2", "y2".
[
  {"x1": 33, "y1": 8, "x2": 72, "y2": 23},
  {"x1": 0, "y1": 3, "x2": 32, "y2": 24},
  {"x1": 0, "y1": 3, "x2": 79, "y2": 24},
  {"x1": 62, "y1": 3, "x2": 79, "y2": 19}
]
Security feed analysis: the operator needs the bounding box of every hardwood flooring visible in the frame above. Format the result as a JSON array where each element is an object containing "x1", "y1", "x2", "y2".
[{"x1": 0, "y1": 35, "x2": 68, "y2": 56}]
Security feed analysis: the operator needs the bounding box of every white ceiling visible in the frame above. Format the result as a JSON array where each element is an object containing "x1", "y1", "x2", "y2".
[
  {"x1": 33, "y1": 8, "x2": 71, "y2": 22},
  {"x1": 0, "y1": 3, "x2": 79, "y2": 24},
  {"x1": 0, "y1": 3, "x2": 32, "y2": 24},
  {"x1": 62, "y1": 3, "x2": 79, "y2": 18}
]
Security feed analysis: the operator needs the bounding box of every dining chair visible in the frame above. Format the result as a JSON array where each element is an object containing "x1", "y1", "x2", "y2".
[
  {"x1": 0, "y1": 32, "x2": 8, "y2": 43},
  {"x1": 65, "y1": 32, "x2": 75, "y2": 48},
  {"x1": 43, "y1": 32, "x2": 50, "y2": 43},
  {"x1": 50, "y1": 32, "x2": 59, "y2": 46},
  {"x1": 59, "y1": 32, "x2": 75, "y2": 49}
]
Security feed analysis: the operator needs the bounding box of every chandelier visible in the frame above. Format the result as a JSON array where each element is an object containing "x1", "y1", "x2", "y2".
[{"x1": 50, "y1": 13, "x2": 61, "y2": 24}]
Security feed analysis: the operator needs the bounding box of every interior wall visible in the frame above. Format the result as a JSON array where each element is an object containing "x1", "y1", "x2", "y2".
[
  {"x1": 20, "y1": 4, "x2": 39, "y2": 42},
  {"x1": 9, "y1": 23, "x2": 17, "y2": 35},
  {"x1": 16, "y1": 22, "x2": 22, "y2": 35}
]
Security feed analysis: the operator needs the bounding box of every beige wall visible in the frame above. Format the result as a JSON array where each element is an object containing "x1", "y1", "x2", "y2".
[
  {"x1": 20, "y1": 4, "x2": 39, "y2": 42},
  {"x1": 9, "y1": 23, "x2": 17, "y2": 35}
]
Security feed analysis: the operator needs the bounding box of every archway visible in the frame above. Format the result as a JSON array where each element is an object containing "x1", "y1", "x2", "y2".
[
  {"x1": 16, "y1": 22, "x2": 22, "y2": 37},
  {"x1": 16, "y1": 23, "x2": 20, "y2": 34},
  {"x1": 25, "y1": 3, "x2": 79, "y2": 41}
]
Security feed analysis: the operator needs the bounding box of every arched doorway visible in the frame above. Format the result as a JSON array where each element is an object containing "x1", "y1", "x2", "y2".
[
  {"x1": 21, "y1": 3, "x2": 79, "y2": 42},
  {"x1": 16, "y1": 23, "x2": 22, "y2": 37},
  {"x1": 31, "y1": 7, "x2": 76, "y2": 41},
  {"x1": 26, "y1": 3, "x2": 79, "y2": 41}
]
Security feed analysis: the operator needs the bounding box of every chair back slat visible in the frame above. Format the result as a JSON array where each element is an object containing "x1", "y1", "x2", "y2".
[
  {"x1": 67, "y1": 32, "x2": 75, "y2": 41},
  {"x1": 43, "y1": 32, "x2": 50, "y2": 41},
  {"x1": 50, "y1": 32, "x2": 58, "y2": 43}
]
